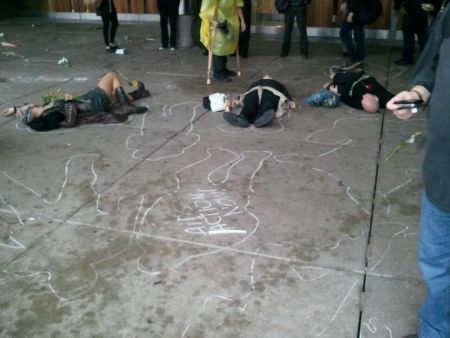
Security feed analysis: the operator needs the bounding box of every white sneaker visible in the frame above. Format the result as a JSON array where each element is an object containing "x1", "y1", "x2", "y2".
[
  {"x1": 170, "y1": 47, "x2": 176, "y2": 51},
  {"x1": 158, "y1": 46, "x2": 166, "y2": 51}
]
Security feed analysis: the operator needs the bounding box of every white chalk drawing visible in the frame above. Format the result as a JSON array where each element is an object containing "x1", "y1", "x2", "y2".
[{"x1": 0, "y1": 85, "x2": 424, "y2": 336}]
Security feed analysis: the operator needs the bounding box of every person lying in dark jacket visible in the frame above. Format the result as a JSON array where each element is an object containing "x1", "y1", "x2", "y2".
[{"x1": 325, "y1": 67, "x2": 393, "y2": 113}]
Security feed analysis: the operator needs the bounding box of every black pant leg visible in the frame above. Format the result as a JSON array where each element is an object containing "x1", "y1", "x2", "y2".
[
  {"x1": 101, "y1": 14, "x2": 111, "y2": 46},
  {"x1": 238, "y1": 0, "x2": 252, "y2": 57},
  {"x1": 109, "y1": 11, "x2": 118, "y2": 44},
  {"x1": 160, "y1": 14, "x2": 169, "y2": 47},
  {"x1": 169, "y1": 14, "x2": 178, "y2": 47},
  {"x1": 257, "y1": 91, "x2": 279, "y2": 117},
  {"x1": 213, "y1": 55, "x2": 227, "y2": 75},
  {"x1": 282, "y1": 8, "x2": 295, "y2": 55},
  {"x1": 240, "y1": 90, "x2": 260, "y2": 123},
  {"x1": 296, "y1": 6, "x2": 308, "y2": 54},
  {"x1": 402, "y1": 15, "x2": 415, "y2": 62}
]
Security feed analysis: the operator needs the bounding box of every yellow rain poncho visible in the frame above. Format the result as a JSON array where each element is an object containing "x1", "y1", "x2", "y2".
[{"x1": 200, "y1": 0, "x2": 244, "y2": 56}]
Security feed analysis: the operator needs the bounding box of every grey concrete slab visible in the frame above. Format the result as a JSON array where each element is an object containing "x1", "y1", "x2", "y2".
[
  {"x1": 367, "y1": 113, "x2": 425, "y2": 281},
  {"x1": 360, "y1": 275, "x2": 426, "y2": 338},
  {"x1": 0, "y1": 18, "x2": 426, "y2": 338}
]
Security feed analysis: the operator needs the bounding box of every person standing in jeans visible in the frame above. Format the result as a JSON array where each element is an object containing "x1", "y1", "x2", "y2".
[
  {"x1": 387, "y1": 2, "x2": 450, "y2": 337},
  {"x1": 340, "y1": 0, "x2": 365, "y2": 67},
  {"x1": 281, "y1": 0, "x2": 311, "y2": 58},
  {"x1": 157, "y1": 0, "x2": 180, "y2": 50},
  {"x1": 96, "y1": 0, "x2": 119, "y2": 52}
]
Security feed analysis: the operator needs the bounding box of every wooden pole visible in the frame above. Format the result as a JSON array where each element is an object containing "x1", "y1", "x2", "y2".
[
  {"x1": 236, "y1": 44, "x2": 241, "y2": 76},
  {"x1": 207, "y1": 27, "x2": 216, "y2": 85}
]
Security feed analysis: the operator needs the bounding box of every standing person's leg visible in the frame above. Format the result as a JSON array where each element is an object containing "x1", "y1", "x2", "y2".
[
  {"x1": 109, "y1": 10, "x2": 119, "y2": 47},
  {"x1": 160, "y1": 12, "x2": 169, "y2": 48},
  {"x1": 169, "y1": 13, "x2": 178, "y2": 49},
  {"x1": 297, "y1": 5, "x2": 309, "y2": 57},
  {"x1": 352, "y1": 23, "x2": 365, "y2": 62},
  {"x1": 340, "y1": 21, "x2": 354, "y2": 59},
  {"x1": 238, "y1": 0, "x2": 251, "y2": 58},
  {"x1": 213, "y1": 55, "x2": 231, "y2": 82},
  {"x1": 418, "y1": 193, "x2": 450, "y2": 338},
  {"x1": 401, "y1": 15, "x2": 415, "y2": 63},
  {"x1": 101, "y1": 13, "x2": 111, "y2": 49},
  {"x1": 281, "y1": 8, "x2": 295, "y2": 57},
  {"x1": 416, "y1": 19, "x2": 428, "y2": 53}
]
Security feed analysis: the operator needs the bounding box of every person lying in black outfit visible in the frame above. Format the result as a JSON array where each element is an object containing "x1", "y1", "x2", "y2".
[
  {"x1": 223, "y1": 75, "x2": 296, "y2": 128},
  {"x1": 325, "y1": 67, "x2": 394, "y2": 113}
]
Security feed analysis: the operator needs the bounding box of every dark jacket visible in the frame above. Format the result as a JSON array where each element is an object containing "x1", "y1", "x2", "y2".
[
  {"x1": 333, "y1": 71, "x2": 393, "y2": 110},
  {"x1": 97, "y1": 0, "x2": 116, "y2": 15},
  {"x1": 410, "y1": 4, "x2": 450, "y2": 211},
  {"x1": 157, "y1": 0, "x2": 181, "y2": 16}
]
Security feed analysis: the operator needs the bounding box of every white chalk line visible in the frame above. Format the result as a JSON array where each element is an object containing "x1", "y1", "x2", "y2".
[
  {"x1": 381, "y1": 169, "x2": 420, "y2": 215},
  {"x1": 1, "y1": 153, "x2": 99, "y2": 205},
  {"x1": 368, "y1": 221, "x2": 417, "y2": 273},
  {"x1": 315, "y1": 279, "x2": 359, "y2": 336},
  {"x1": 2, "y1": 195, "x2": 146, "y2": 301}
]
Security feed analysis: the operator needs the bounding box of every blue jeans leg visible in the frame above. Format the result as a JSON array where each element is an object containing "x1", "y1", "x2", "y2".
[{"x1": 418, "y1": 193, "x2": 450, "y2": 338}]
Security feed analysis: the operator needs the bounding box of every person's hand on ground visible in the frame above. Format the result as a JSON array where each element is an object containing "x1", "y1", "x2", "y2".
[{"x1": 3, "y1": 107, "x2": 16, "y2": 116}]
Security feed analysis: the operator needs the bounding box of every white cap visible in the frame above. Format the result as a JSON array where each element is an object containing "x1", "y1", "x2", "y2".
[{"x1": 209, "y1": 93, "x2": 227, "y2": 112}]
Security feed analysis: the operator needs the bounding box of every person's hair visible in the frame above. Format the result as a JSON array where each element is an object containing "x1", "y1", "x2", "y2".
[{"x1": 28, "y1": 112, "x2": 64, "y2": 131}]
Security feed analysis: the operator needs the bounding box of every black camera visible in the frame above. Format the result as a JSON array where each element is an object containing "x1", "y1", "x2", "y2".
[{"x1": 216, "y1": 20, "x2": 229, "y2": 35}]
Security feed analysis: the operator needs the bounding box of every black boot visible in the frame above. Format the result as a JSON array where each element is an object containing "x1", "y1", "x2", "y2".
[
  {"x1": 128, "y1": 81, "x2": 150, "y2": 100},
  {"x1": 115, "y1": 87, "x2": 148, "y2": 115}
]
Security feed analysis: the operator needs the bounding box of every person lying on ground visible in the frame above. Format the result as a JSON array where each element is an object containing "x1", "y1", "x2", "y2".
[
  {"x1": 222, "y1": 75, "x2": 297, "y2": 128},
  {"x1": 324, "y1": 66, "x2": 394, "y2": 113},
  {"x1": 2, "y1": 72, "x2": 150, "y2": 131}
]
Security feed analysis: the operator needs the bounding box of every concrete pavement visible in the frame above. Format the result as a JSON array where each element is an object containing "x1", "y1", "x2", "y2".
[{"x1": 0, "y1": 19, "x2": 426, "y2": 338}]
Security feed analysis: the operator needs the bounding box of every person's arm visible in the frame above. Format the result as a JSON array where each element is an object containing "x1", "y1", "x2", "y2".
[
  {"x1": 387, "y1": 5, "x2": 450, "y2": 120},
  {"x1": 386, "y1": 85, "x2": 431, "y2": 120},
  {"x1": 409, "y1": 5, "x2": 450, "y2": 93},
  {"x1": 237, "y1": 7, "x2": 246, "y2": 32}
]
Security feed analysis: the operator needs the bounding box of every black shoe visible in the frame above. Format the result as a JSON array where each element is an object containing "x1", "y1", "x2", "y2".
[
  {"x1": 395, "y1": 59, "x2": 413, "y2": 66},
  {"x1": 280, "y1": 51, "x2": 288, "y2": 57},
  {"x1": 225, "y1": 69, "x2": 237, "y2": 77},
  {"x1": 115, "y1": 87, "x2": 148, "y2": 115},
  {"x1": 254, "y1": 109, "x2": 275, "y2": 128},
  {"x1": 128, "y1": 81, "x2": 150, "y2": 100},
  {"x1": 223, "y1": 112, "x2": 250, "y2": 128},
  {"x1": 302, "y1": 53, "x2": 309, "y2": 59},
  {"x1": 214, "y1": 73, "x2": 232, "y2": 82}
]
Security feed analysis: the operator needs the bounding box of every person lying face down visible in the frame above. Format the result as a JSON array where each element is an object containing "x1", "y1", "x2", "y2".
[
  {"x1": 325, "y1": 68, "x2": 394, "y2": 113},
  {"x1": 2, "y1": 72, "x2": 150, "y2": 131},
  {"x1": 223, "y1": 75, "x2": 297, "y2": 128}
]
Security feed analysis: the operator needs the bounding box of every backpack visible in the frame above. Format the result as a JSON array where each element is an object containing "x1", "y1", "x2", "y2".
[
  {"x1": 275, "y1": 0, "x2": 289, "y2": 14},
  {"x1": 354, "y1": 0, "x2": 382, "y2": 25}
]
